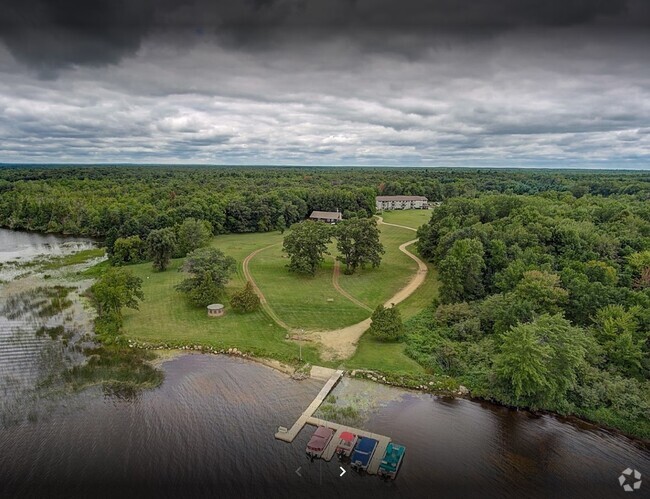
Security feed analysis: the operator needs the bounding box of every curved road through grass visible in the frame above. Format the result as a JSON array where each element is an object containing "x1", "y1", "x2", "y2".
[
  {"x1": 241, "y1": 242, "x2": 290, "y2": 330},
  {"x1": 331, "y1": 260, "x2": 374, "y2": 312}
]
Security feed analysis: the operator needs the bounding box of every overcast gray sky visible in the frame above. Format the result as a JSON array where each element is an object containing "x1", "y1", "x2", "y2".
[{"x1": 1, "y1": 0, "x2": 649, "y2": 167}]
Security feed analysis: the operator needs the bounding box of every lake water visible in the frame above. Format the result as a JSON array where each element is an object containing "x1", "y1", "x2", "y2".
[
  {"x1": 0, "y1": 229, "x2": 648, "y2": 498},
  {"x1": 0, "y1": 228, "x2": 95, "y2": 263}
]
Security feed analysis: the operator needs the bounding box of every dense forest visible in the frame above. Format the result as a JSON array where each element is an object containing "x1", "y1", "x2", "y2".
[
  {"x1": 1, "y1": 165, "x2": 649, "y2": 437},
  {"x1": 1, "y1": 165, "x2": 648, "y2": 241},
  {"x1": 412, "y1": 191, "x2": 650, "y2": 437}
]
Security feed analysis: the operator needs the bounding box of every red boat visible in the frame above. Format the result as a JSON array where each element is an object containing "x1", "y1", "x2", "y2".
[
  {"x1": 306, "y1": 426, "x2": 335, "y2": 460},
  {"x1": 335, "y1": 431, "x2": 358, "y2": 459}
]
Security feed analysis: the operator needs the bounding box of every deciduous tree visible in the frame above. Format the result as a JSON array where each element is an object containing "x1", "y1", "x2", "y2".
[
  {"x1": 89, "y1": 268, "x2": 144, "y2": 336},
  {"x1": 176, "y1": 218, "x2": 213, "y2": 257},
  {"x1": 283, "y1": 221, "x2": 332, "y2": 275},
  {"x1": 336, "y1": 218, "x2": 384, "y2": 274},
  {"x1": 230, "y1": 281, "x2": 261, "y2": 313},
  {"x1": 176, "y1": 247, "x2": 236, "y2": 307},
  {"x1": 494, "y1": 314, "x2": 587, "y2": 409},
  {"x1": 369, "y1": 304, "x2": 403, "y2": 342},
  {"x1": 146, "y1": 227, "x2": 177, "y2": 271},
  {"x1": 110, "y1": 235, "x2": 145, "y2": 266},
  {"x1": 438, "y1": 238, "x2": 485, "y2": 302}
]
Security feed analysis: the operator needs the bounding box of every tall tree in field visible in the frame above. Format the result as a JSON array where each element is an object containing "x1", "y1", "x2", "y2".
[
  {"x1": 175, "y1": 247, "x2": 236, "y2": 307},
  {"x1": 176, "y1": 218, "x2": 213, "y2": 257},
  {"x1": 494, "y1": 314, "x2": 588, "y2": 409},
  {"x1": 146, "y1": 227, "x2": 177, "y2": 271},
  {"x1": 369, "y1": 304, "x2": 403, "y2": 342},
  {"x1": 438, "y1": 238, "x2": 485, "y2": 302},
  {"x1": 89, "y1": 267, "x2": 144, "y2": 335},
  {"x1": 283, "y1": 221, "x2": 332, "y2": 275},
  {"x1": 336, "y1": 218, "x2": 384, "y2": 274},
  {"x1": 110, "y1": 235, "x2": 145, "y2": 266}
]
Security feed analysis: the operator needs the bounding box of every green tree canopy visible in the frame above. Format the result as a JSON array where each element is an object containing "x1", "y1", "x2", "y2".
[
  {"x1": 335, "y1": 218, "x2": 384, "y2": 274},
  {"x1": 494, "y1": 314, "x2": 588, "y2": 409},
  {"x1": 110, "y1": 235, "x2": 145, "y2": 266},
  {"x1": 176, "y1": 218, "x2": 213, "y2": 257},
  {"x1": 438, "y1": 238, "x2": 485, "y2": 302},
  {"x1": 89, "y1": 267, "x2": 144, "y2": 336},
  {"x1": 593, "y1": 305, "x2": 645, "y2": 378},
  {"x1": 230, "y1": 281, "x2": 261, "y2": 313},
  {"x1": 369, "y1": 304, "x2": 403, "y2": 342},
  {"x1": 175, "y1": 247, "x2": 236, "y2": 307},
  {"x1": 282, "y1": 221, "x2": 333, "y2": 275},
  {"x1": 146, "y1": 227, "x2": 177, "y2": 271}
]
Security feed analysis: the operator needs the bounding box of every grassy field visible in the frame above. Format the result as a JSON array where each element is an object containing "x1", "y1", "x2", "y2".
[
  {"x1": 343, "y1": 335, "x2": 425, "y2": 374},
  {"x1": 121, "y1": 232, "x2": 322, "y2": 364},
  {"x1": 380, "y1": 209, "x2": 430, "y2": 230},
  {"x1": 335, "y1": 223, "x2": 417, "y2": 310},
  {"x1": 118, "y1": 210, "x2": 437, "y2": 372},
  {"x1": 250, "y1": 245, "x2": 369, "y2": 330},
  {"x1": 249, "y1": 221, "x2": 421, "y2": 330}
]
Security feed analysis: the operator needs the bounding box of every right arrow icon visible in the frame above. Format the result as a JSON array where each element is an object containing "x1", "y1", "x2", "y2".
[{"x1": 340, "y1": 467, "x2": 346, "y2": 477}]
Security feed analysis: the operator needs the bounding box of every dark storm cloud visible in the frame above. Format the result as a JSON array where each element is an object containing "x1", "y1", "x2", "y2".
[
  {"x1": 2, "y1": 0, "x2": 650, "y2": 73},
  {"x1": 0, "y1": 1, "x2": 649, "y2": 166}
]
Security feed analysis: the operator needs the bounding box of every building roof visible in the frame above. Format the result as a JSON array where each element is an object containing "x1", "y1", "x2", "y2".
[
  {"x1": 309, "y1": 210, "x2": 342, "y2": 220},
  {"x1": 207, "y1": 303, "x2": 224, "y2": 310},
  {"x1": 376, "y1": 195, "x2": 428, "y2": 201}
]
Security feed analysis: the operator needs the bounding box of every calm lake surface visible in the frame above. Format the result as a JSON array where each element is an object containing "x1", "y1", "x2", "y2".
[
  {"x1": 0, "y1": 229, "x2": 648, "y2": 499},
  {"x1": 0, "y1": 228, "x2": 95, "y2": 263}
]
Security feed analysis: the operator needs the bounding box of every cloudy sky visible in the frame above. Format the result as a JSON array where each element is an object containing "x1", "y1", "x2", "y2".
[{"x1": 1, "y1": 0, "x2": 650, "y2": 168}]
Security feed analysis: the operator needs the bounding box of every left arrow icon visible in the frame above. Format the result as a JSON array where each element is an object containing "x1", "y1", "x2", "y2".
[{"x1": 295, "y1": 467, "x2": 302, "y2": 477}]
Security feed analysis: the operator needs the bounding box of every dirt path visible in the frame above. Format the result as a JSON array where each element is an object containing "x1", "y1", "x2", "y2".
[
  {"x1": 306, "y1": 217, "x2": 428, "y2": 360},
  {"x1": 331, "y1": 260, "x2": 374, "y2": 312},
  {"x1": 241, "y1": 243, "x2": 290, "y2": 330}
]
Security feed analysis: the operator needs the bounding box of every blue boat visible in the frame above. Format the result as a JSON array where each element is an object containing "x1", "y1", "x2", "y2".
[
  {"x1": 377, "y1": 443, "x2": 406, "y2": 480},
  {"x1": 350, "y1": 437, "x2": 378, "y2": 472}
]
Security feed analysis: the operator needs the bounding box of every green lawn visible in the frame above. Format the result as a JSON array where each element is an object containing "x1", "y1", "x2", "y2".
[
  {"x1": 335, "y1": 223, "x2": 417, "y2": 309},
  {"x1": 121, "y1": 232, "x2": 321, "y2": 364},
  {"x1": 376, "y1": 209, "x2": 439, "y2": 318},
  {"x1": 119, "y1": 216, "x2": 437, "y2": 373},
  {"x1": 380, "y1": 209, "x2": 431, "y2": 230},
  {"x1": 344, "y1": 334, "x2": 425, "y2": 374},
  {"x1": 250, "y1": 244, "x2": 369, "y2": 330}
]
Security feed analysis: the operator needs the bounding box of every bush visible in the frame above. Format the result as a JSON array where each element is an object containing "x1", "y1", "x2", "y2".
[
  {"x1": 230, "y1": 281, "x2": 261, "y2": 313},
  {"x1": 369, "y1": 304, "x2": 403, "y2": 342}
]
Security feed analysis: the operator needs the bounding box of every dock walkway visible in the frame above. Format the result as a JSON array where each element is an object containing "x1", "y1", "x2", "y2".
[
  {"x1": 274, "y1": 367, "x2": 391, "y2": 475},
  {"x1": 274, "y1": 369, "x2": 344, "y2": 442}
]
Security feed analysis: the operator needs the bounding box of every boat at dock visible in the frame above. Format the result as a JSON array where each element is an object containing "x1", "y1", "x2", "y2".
[
  {"x1": 306, "y1": 426, "x2": 335, "y2": 460},
  {"x1": 335, "y1": 431, "x2": 358, "y2": 460},
  {"x1": 350, "y1": 437, "x2": 378, "y2": 472},
  {"x1": 377, "y1": 443, "x2": 406, "y2": 480}
]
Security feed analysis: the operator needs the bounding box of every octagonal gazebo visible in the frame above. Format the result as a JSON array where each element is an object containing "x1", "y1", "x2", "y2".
[{"x1": 207, "y1": 303, "x2": 225, "y2": 318}]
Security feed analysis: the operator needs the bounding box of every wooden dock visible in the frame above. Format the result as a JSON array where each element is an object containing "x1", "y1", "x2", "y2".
[
  {"x1": 305, "y1": 417, "x2": 391, "y2": 475},
  {"x1": 274, "y1": 369, "x2": 344, "y2": 442},
  {"x1": 274, "y1": 367, "x2": 392, "y2": 475}
]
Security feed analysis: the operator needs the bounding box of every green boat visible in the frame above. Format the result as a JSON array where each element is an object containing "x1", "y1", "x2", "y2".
[{"x1": 377, "y1": 443, "x2": 406, "y2": 480}]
